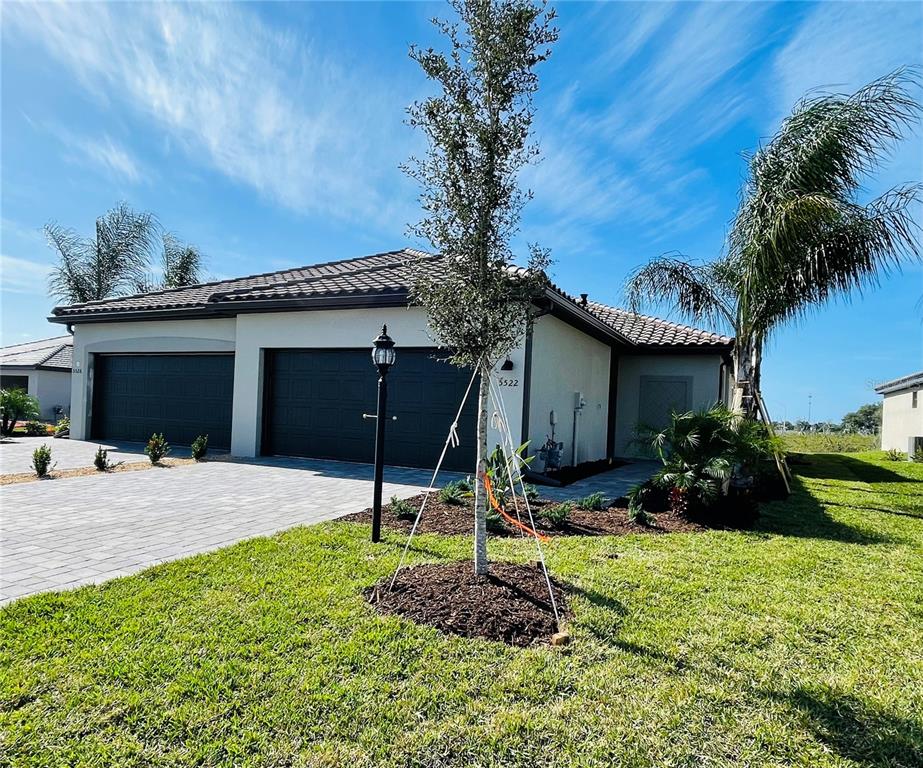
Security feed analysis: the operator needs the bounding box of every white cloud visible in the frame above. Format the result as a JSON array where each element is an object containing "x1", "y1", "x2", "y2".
[
  {"x1": 0, "y1": 254, "x2": 52, "y2": 295},
  {"x1": 52, "y1": 131, "x2": 143, "y2": 184},
  {"x1": 3, "y1": 2, "x2": 415, "y2": 228},
  {"x1": 773, "y1": 1, "x2": 923, "y2": 120}
]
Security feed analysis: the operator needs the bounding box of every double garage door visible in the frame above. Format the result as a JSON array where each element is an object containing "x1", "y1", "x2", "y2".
[
  {"x1": 91, "y1": 350, "x2": 476, "y2": 470},
  {"x1": 262, "y1": 349, "x2": 477, "y2": 471}
]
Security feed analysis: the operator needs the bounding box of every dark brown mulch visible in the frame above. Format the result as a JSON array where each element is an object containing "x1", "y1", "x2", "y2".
[
  {"x1": 343, "y1": 494, "x2": 707, "y2": 537},
  {"x1": 534, "y1": 458, "x2": 627, "y2": 487},
  {"x1": 367, "y1": 561, "x2": 568, "y2": 646}
]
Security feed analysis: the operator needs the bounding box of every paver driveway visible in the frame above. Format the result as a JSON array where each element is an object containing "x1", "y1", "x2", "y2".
[
  {"x1": 1, "y1": 457, "x2": 454, "y2": 604},
  {"x1": 1, "y1": 445, "x2": 654, "y2": 605}
]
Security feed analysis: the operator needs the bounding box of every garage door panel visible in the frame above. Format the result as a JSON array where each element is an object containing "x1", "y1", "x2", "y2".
[
  {"x1": 93, "y1": 354, "x2": 234, "y2": 449},
  {"x1": 264, "y1": 349, "x2": 476, "y2": 470}
]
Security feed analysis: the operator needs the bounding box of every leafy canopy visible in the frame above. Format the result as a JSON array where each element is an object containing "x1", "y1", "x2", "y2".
[
  {"x1": 404, "y1": 0, "x2": 558, "y2": 367},
  {"x1": 0, "y1": 388, "x2": 41, "y2": 436}
]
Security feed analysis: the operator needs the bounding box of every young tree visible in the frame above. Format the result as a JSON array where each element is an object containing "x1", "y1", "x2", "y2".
[
  {"x1": 0, "y1": 388, "x2": 40, "y2": 436},
  {"x1": 135, "y1": 234, "x2": 205, "y2": 293},
  {"x1": 625, "y1": 69, "x2": 922, "y2": 417},
  {"x1": 405, "y1": 0, "x2": 557, "y2": 574}
]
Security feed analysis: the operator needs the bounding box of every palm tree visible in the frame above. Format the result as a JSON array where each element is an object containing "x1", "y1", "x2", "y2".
[
  {"x1": 46, "y1": 202, "x2": 157, "y2": 304},
  {"x1": 625, "y1": 69, "x2": 922, "y2": 416},
  {"x1": 135, "y1": 234, "x2": 204, "y2": 293}
]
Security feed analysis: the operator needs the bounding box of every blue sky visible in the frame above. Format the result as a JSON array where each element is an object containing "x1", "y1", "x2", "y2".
[{"x1": 1, "y1": 1, "x2": 921, "y2": 423}]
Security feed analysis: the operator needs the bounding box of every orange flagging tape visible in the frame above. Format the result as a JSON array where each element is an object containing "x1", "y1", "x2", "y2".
[{"x1": 482, "y1": 473, "x2": 550, "y2": 543}]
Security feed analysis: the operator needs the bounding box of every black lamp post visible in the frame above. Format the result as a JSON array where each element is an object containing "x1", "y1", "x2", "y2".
[{"x1": 370, "y1": 325, "x2": 396, "y2": 543}]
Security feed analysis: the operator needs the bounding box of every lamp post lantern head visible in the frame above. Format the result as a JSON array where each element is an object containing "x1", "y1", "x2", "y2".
[{"x1": 372, "y1": 324, "x2": 396, "y2": 375}]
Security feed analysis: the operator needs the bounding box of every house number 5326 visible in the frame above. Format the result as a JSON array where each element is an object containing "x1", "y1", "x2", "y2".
[{"x1": 498, "y1": 377, "x2": 519, "y2": 387}]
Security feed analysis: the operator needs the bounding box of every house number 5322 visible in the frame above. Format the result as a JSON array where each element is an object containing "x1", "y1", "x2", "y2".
[{"x1": 497, "y1": 377, "x2": 519, "y2": 387}]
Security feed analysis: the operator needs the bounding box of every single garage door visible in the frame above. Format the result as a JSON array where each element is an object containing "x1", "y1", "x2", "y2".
[
  {"x1": 262, "y1": 349, "x2": 477, "y2": 471},
  {"x1": 92, "y1": 354, "x2": 234, "y2": 448}
]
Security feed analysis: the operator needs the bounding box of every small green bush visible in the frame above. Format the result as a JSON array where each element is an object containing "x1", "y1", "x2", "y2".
[
  {"x1": 31, "y1": 444, "x2": 53, "y2": 477},
  {"x1": 542, "y1": 501, "x2": 572, "y2": 529},
  {"x1": 94, "y1": 446, "x2": 110, "y2": 471},
  {"x1": 438, "y1": 480, "x2": 469, "y2": 505},
  {"x1": 145, "y1": 433, "x2": 170, "y2": 464},
  {"x1": 574, "y1": 491, "x2": 605, "y2": 510},
  {"x1": 522, "y1": 483, "x2": 540, "y2": 502},
  {"x1": 24, "y1": 420, "x2": 47, "y2": 436},
  {"x1": 54, "y1": 416, "x2": 70, "y2": 437},
  {"x1": 914, "y1": 447, "x2": 923, "y2": 464},
  {"x1": 626, "y1": 482, "x2": 658, "y2": 526},
  {"x1": 884, "y1": 448, "x2": 905, "y2": 461},
  {"x1": 191, "y1": 434, "x2": 208, "y2": 461},
  {"x1": 390, "y1": 496, "x2": 417, "y2": 521},
  {"x1": 486, "y1": 507, "x2": 506, "y2": 533}
]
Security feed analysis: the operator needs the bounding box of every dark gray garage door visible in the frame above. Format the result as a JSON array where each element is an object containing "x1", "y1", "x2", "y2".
[
  {"x1": 92, "y1": 354, "x2": 234, "y2": 449},
  {"x1": 263, "y1": 349, "x2": 477, "y2": 471}
]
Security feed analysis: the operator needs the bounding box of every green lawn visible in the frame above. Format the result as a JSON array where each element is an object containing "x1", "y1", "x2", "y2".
[{"x1": 2, "y1": 454, "x2": 922, "y2": 767}]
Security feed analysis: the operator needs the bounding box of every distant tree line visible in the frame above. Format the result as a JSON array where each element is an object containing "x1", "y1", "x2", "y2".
[{"x1": 773, "y1": 402, "x2": 882, "y2": 434}]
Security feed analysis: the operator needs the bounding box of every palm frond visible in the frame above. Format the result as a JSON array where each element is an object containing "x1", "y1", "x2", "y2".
[
  {"x1": 161, "y1": 234, "x2": 204, "y2": 288},
  {"x1": 45, "y1": 223, "x2": 92, "y2": 304},
  {"x1": 623, "y1": 255, "x2": 736, "y2": 330}
]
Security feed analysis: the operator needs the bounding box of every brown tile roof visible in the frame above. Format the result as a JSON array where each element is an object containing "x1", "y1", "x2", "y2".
[
  {"x1": 0, "y1": 335, "x2": 73, "y2": 370},
  {"x1": 585, "y1": 301, "x2": 733, "y2": 348},
  {"x1": 52, "y1": 249, "x2": 431, "y2": 317},
  {"x1": 50, "y1": 249, "x2": 732, "y2": 350}
]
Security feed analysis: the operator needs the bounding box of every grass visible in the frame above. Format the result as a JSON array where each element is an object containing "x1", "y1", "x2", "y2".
[
  {"x1": 2, "y1": 453, "x2": 922, "y2": 766},
  {"x1": 781, "y1": 431, "x2": 880, "y2": 453}
]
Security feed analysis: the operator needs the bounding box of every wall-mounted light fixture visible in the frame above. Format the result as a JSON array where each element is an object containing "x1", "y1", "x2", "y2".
[{"x1": 501, "y1": 357, "x2": 514, "y2": 371}]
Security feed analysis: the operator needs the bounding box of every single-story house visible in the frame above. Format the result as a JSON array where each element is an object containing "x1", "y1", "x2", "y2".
[
  {"x1": 875, "y1": 371, "x2": 923, "y2": 456},
  {"x1": 49, "y1": 249, "x2": 733, "y2": 470},
  {"x1": 0, "y1": 335, "x2": 73, "y2": 420}
]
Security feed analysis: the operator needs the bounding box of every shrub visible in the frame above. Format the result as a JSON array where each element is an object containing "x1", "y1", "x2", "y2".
[
  {"x1": 191, "y1": 434, "x2": 209, "y2": 461},
  {"x1": 390, "y1": 495, "x2": 417, "y2": 521},
  {"x1": 884, "y1": 448, "x2": 905, "y2": 461},
  {"x1": 24, "y1": 420, "x2": 47, "y2": 436},
  {"x1": 914, "y1": 447, "x2": 923, "y2": 464},
  {"x1": 626, "y1": 481, "x2": 660, "y2": 525},
  {"x1": 438, "y1": 479, "x2": 469, "y2": 505},
  {"x1": 486, "y1": 507, "x2": 506, "y2": 533},
  {"x1": 574, "y1": 491, "x2": 605, "y2": 511},
  {"x1": 54, "y1": 416, "x2": 70, "y2": 437},
  {"x1": 542, "y1": 501, "x2": 572, "y2": 529},
  {"x1": 640, "y1": 405, "x2": 780, "y2": 520},
  {"x1": 145, "y1": 433, "x2": 170, "y2": 464},
  {"x1": 522, "y1": 483, "x2": 540, "y2": 502},
  {"x1": 0, "y1": 388, "x2": 40, "y2": 436},
  {"x1": 93, "y1": 446, "x2": 122, "y2": 472},
  {"x1": 31, "y1": 444, "x2": 53, "y2": 477}
]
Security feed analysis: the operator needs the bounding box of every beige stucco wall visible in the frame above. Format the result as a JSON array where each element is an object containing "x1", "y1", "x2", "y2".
[
  {"x1": 881, "y1": 389, "x2": 923, "y2": 453},
  {"x1": 69, "y1": 310, "x2": 524, "y2": 464},
  {"x1": 614, "y1": 353, "x2": 725, "y2": 457},
  {"x1": 0, "y1": 366, "x2": 71, "y2": 420},
  {"x1": 527, "y1": 314, "x2": 611, "y2": 467}
]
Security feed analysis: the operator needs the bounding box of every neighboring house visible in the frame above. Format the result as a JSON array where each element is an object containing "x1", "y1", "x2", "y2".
[
  {"x1": 0, "y1": 336, "x2": 73, "y2": 420},
  {"x1": 875, "y1": 371, "x2": 923, "y2": 456},
  {"x1": 49, "y1": 250, "x2": 733, "y2": 469}
]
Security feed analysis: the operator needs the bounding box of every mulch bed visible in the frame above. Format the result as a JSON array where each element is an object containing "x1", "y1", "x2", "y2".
[
  {"x1": 367, "y1": 561, "x2": 568, "y2": 646},
  {"x1": 0, "y1": 457, "x2": 198, "y2": 485},
  {"x1": 343, "y1": 494, "x2": 706, "y2": 537}
]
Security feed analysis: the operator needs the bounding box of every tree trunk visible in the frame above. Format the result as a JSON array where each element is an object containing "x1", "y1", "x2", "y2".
[
  {"x1": 473, "y1": 363, "x2": 490, "y2": 576},
  {"x1": 731, "y1": 338, "x2": 760, "y2": 418}
]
